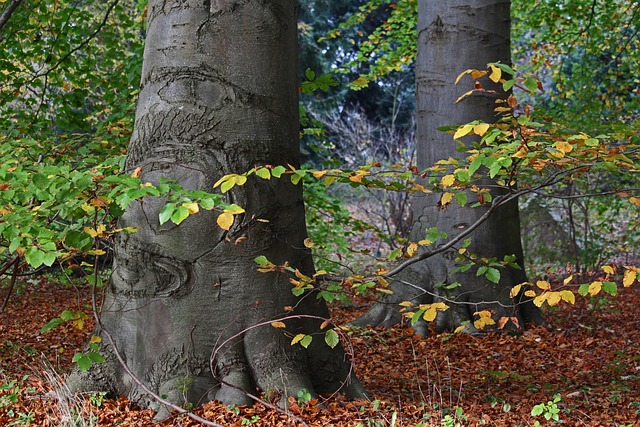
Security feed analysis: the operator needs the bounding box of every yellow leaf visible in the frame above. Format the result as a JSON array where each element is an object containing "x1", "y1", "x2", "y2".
[
  {"x1": 555, "y1": 141, "x2": 573, "y2": 154},
  {"x1": 72, "y1": 319, "x2": 85, "y2": 330},
  {"x1": 546, "y1": 292, "x2": 562, "y2": 307},
  {"x1": 512, "y1": 147, "x2": 529, "y2": 158},
  {"x1": 224, "y1": 204, "x2": 245, "y2": 214},
  {"x1": 453, "y1": 124, "x2": 474, "y2": 140},
  {"x1": 588, "y1": 281, "x2": 602, "y2": 296},
  {"x1": 441, "y1": 174, "x2": 455, "y2": 188},
  {"x1": 510, "y1": 284, "x2": 522, "y2": 298},
  {"x1": 533, "y1": 293, "x2": 548, "y2": 307},
  {"x1": 431, "y1": 302, "x2": 449, "y2": 311},
  {"x1": 303, "y1": 238, "x2": 314, "y2": 248},
  {"x1": 560, "y1": 290, "x2": 575, "y2": 304},
  {"x1": 418, "y1": 239, "x2": 433, "y2": 246},
  {"x1": 84, "y1": 227, "x2": 98, "y2": 238},
  {"x1": 524, "y1": 290, "x2": 536, "y2": 297},
  {"x1": 312, "y1": 170, "x2": 328, "y2": 179},
  {"x1": 87, "y1": 249, "x2": 106, "y2": 256},
  {"x1": 399, "y1": 301, "x2": 414, "y2": 307},
  {"x1": 90, "y1": 335, "x2": 102, "y2": 344},
  {"x1": 601, "y1": 265, "x2": 614, "y2": 275},
  {"x1": 455, "y1": 69, "x2": 473, "y2": 84},
  {"x1": 629, "y1": 197, "x2": 640, "y2": 207},
  {"x1": 474, "y1": 310, "x2": 492, "y2": 319},
  {"x1": 454, "y1": 325, "x2": 467, "y2": 333},
  {"x1": 406, "y1": 243, "x2": 418, "y2": 257},
  {"x1": 474, "y1": 316, "x2": 495, "y2": 330},
  {"x1": 623, "y1": 269, "x2": 637, "y2": 287},
  {"x1": 423, "y1": 307, "x2": 438, "y2": 322},
  {"x1": 563, "y1": 275, "x2": 573, "y2": 285},
  {"x1": 216, "y1": 212, "x2": 235, "y2": 230},
  {"x1": 456, "y1": 89, "x2": 475, "y2": 102},
  {"x1": 441, "y1": 192, "x2": 454, "y2": 206},
  {"x1": 473, "y1": 123, "x2": 490, "y2": 136},
  {"x1": 489, "y1": 64, "x2": 501, "y2": 83},
  {"x1": 291, "y1": 334, "x2": 305, "y2": 345},
  {"x1": 183, "y1": 202, "x2": 199, "y2": 215},
  {"x1": 471, "y1": 70, "x2": 488, "y2": 80},
  {"x1": 271, "y1": 321, "x2": 286, "y2": 329},
  {"x1": 536, "y1": 280, "x2": 550, "y2": 290},
  {"x1": 376, "y1": 288, "x2": 393, "y2": 295},
  {"x1": 131, "y1": 167, "x2": 142, "y2": 178}
]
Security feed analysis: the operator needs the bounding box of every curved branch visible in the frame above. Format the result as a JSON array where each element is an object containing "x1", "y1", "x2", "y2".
[{"x1": 0, "y1": 0, "x2": 23, "y2": 35}]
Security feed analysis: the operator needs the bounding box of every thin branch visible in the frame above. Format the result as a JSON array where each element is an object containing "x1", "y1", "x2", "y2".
[
  {"x1": 0, "y1": 0, "x2": 23, "y2": 35},
  {"x1": 0, "y1": 256, "x2": 21, "y2": 313},
  {"x1": 31, "y1": 0, "x2": 121, "y2": 80}
]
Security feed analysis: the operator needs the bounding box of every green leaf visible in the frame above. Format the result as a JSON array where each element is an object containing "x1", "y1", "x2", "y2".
[
  {"x1": 24, "y1": 248, "x2": 45, "y2": 269},
  {"x1": 170, "y1": 205, "x2": 190, "y2": 225},
  {"x1": 87, "y1": 351, "x2": 105, "y2": 363},
  {"x1": 324, "y1": 329, "x2": 340, "y2": 348},
  {"x1": 531, "y1": 404, "x2": 544, "y2": 417},
  {"x1": 72, "y1": 353, "x2": 92, "y2": 371},
  {"x1": 254, "y1": 255, "x2": 268, "y2": 265},
  {"x1": 200, "y1": 198, "x2": 216, "y2": 210},
  {"x1": 469, "y1": 154, "x2": 484, "y2": 176},
  {"x1": 40, "y1": 318, "x2": 64, "y2": 334},
  {"x1": 60, "y1": 310, "x2": 75, "y2": 321},
  {"x1": 271, "y1": 165, "x2": 286, "y2": 178},
  {"x1": 455, "y1": 192, "x2": 467, "y2": 207},
  {"x1": 485, "y1": 267, "x2": 501, "y2": 284},
  {"x1": 411, "y1": 309, "x2": 425, "y2": 325},
  {"x1": 300, "y1": 335, "x2": 313, "y2": 349},
  {"x1": 159, "y1": 204, "x2": 175, "y2": 225},
  {"x1": 388, "y1": 248, "x2": 402, "y2": 261},
  {"x1": 305, "y1": 68, "x2": 316, "y2": 81},
  {"x1": 489, "y1": 161, "x2": 502, "y2": 179},
  {"x1": 454, "y1": 169, "x2": 470, "y2": 183},
  {"x1": 256, "y1": 168, "x2": 271, "y2": 180},
  {"x1": 9, "y1": 237, "x2": 22, "y2": 253},
  {"x1": 578, "y1": 284, "x2": 590, "y2": 297},
  {"x1": 291, "y1": 171, "x2": 306, "y2": 185},
  {"x1": 602, "y1": 281, "x2": 617, "y2": 296}
]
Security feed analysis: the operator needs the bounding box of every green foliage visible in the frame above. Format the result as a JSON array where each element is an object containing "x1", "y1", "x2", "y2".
[
  {"x1": 322, "y1": 0, "x2": 417, "y2": 89},
  {"x1": 513, "y1": 0, "x2": 640, "y2": 131},
  {"x1": 531, "y1": 394, "x2": 563, "y2": 424},
  {"x1": 72, "y1": 342, "x2": 105, "y2": 371},
  {"x1": 0, "y1": 376, "x2": 36, "y2": 427}
]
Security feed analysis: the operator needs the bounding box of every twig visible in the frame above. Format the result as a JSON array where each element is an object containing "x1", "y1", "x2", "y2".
[
  {"x1": 0, "y1": 256, "x2": 21, "y2": 313},
  {"x1": 0, "y1": 0, "x2": 23, "y2": 35}
]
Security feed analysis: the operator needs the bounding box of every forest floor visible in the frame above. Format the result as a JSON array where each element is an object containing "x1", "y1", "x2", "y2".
[{"x1": 0, "y1": 273, "x2": 639, "y2": 426}]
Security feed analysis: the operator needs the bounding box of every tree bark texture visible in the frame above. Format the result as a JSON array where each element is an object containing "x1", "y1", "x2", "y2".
[
  {"x1": 68, "y1": 0, "x2": 365, "y2": 416},
  {"x1": 354, "y1": 0, "x2": 541, "y2": 334}
]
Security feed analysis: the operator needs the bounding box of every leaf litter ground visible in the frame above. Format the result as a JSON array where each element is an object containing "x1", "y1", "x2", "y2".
[{"x1": 0, "y1": 274, "x2": 638, "y2": 426}]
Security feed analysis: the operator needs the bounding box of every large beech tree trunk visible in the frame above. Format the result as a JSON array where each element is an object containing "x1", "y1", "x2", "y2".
[
  {"x1": 68, "y1": 0, "x2": 365, "y2": 416},
  {"x1": 354, "y1": 0, "x2": 541, "y2": 334}
]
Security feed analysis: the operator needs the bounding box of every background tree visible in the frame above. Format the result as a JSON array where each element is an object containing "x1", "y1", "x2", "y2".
[
  {"x1": 66, "y1": 0, "x2": 366, "y2": 417},
  {"x1": 354, "y1": 0, "x2": 541, "y2": 333}
]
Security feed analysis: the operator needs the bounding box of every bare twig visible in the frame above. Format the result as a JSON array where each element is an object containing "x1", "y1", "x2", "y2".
[{"x1": 0, "y1": 256, "x2": 21, "y2": 313}]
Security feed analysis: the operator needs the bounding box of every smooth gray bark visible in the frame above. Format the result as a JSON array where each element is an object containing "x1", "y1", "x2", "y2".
[
  {"x1": 68, "y1": 0, "x2": 365, "y2": 417},
  {"x1": 354, "y1": 0, "x2": 541, "y2": 334}
]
